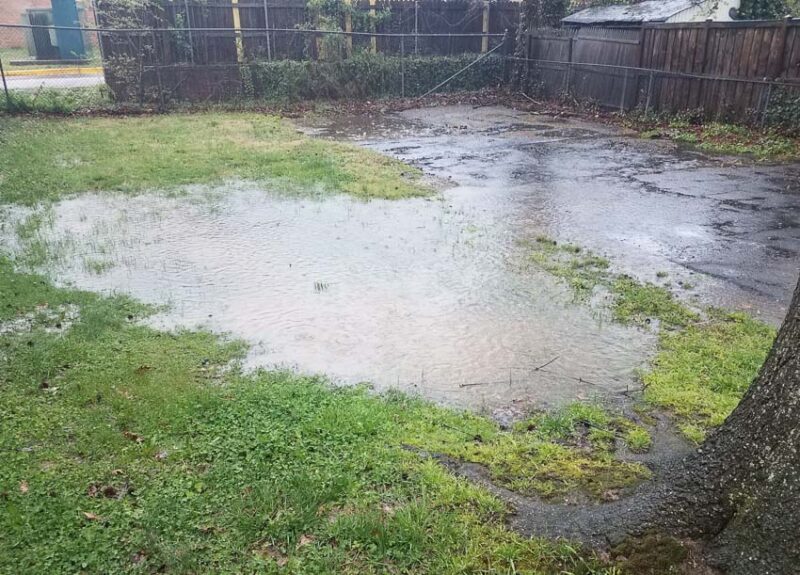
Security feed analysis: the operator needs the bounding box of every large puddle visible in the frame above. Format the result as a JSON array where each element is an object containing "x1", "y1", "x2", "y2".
[
  {"x1": 5, "y1": 185, "x2": 653, "y2": 410},
  {"x1": 6, "y1": 104, "x2": 799, "y2": 411}
]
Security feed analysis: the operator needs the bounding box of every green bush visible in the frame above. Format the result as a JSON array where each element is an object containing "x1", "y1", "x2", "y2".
[
  {"x1": 765, "y1": 87, "x2": 800, "y2": 136},
  {"x1": 245, "y1": 53, "x2": 507, "y2": 101}
]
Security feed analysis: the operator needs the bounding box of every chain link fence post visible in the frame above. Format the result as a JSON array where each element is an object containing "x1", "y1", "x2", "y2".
[
  {"x1": 761, "y1": 83, "x2": 772, "y2": 129},
  {"x1": 400, "y1": 35, "x2": 405, "y2": 98},
  {"x1": 0, "y1": 52, "x2": 10, "y2": 111},
  {"x1": 152, "y1": 29, "x2": 165, "y2": 110}
]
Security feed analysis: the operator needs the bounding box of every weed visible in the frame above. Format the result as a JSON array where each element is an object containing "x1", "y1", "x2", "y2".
[{"x1": 624, "y1": 428, "x2": 652, "y2": 453}]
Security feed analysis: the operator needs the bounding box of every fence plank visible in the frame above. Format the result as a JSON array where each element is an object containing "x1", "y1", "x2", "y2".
[{"x1": 525, "y1": 19, "x2": 800, "y2": 119}]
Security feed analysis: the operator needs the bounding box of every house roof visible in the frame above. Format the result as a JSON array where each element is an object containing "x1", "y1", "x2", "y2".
[{"x1": 563, "y1": 0, "x2": 703, "y2": 25}]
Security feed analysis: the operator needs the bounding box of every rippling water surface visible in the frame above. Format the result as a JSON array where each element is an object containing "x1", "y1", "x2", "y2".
[{"x1": 8, "y1": 183, "x2": 654, "y2": 410}]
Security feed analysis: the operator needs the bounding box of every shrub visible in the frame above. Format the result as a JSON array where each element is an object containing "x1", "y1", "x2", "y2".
[{"x1": 244, "y1": 53, "x2": 506, "y2": 102}]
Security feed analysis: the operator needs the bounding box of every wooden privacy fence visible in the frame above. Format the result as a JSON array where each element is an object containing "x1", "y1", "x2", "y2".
[
  {"x1": 97, "y1": 0, "x2": 519, "y2": 62},
  {"x1": 521, "y1": 19, "x2": 800, "y2": 120}
]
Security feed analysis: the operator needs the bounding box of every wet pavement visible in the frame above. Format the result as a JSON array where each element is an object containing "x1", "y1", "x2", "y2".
[
  {"x1": 5, "y1": 105, "x2": 799, "y2": 412},
  {"x1": 305, "y1": 105, "x2": 800, "y2": 325}
]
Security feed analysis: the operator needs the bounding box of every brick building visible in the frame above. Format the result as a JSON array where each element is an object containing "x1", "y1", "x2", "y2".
[{"x1": 0, "y1": 0, "x2": 95, "y2": 49}]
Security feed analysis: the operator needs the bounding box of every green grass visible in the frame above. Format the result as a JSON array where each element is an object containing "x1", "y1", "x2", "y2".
[
  {"x1": 642, "y1": 311, "x2": 775, "y2": 442},
  {"x1": 405, "y1": 401, "x2": 651, "y2": 501},
  {"x1": 521, "y1": 236, "x2": 775, "y2": 442},
  {"x1": 0, "y1": 113, "x2": 430, "y2": 204},
  {"x1": 0, "y1": 257, "x2": 637, "y2": 574},
  {"x1": 0, "y1": 86, "x2": 112, "y2": 114}
]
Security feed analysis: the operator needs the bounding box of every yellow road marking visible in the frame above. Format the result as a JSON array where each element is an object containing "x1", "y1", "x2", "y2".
[{"x1": 4, "y1": 66, "x2": 103, "y2": 78}]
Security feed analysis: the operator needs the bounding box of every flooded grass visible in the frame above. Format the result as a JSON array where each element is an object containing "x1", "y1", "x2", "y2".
[
  {"x1": 522, "y1": 237, "x2": 697, "y2": 328},
  {"x1": 0, "y1": 258, "x2": 628, "y2": 574},
  {"x1": 522, "y1": 237, "x2": 776, "y2": 443},
  {"x1": 0, "y1": 114, "x2": 430, "y2": 204}
]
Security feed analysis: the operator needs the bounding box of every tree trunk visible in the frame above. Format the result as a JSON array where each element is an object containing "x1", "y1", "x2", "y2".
[{"x1": 644, "y1": 276, "x2": 800, "y2": 574}]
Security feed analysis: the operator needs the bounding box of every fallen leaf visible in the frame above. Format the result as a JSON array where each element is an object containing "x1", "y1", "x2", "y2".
[
  {"x1": 255, "y1": 544, "x2": 288, "y2": 566},
  {"x1": 19, "y1": 481, "x2": 29, "y2": 494},
  {"x1": 601, "y1": 489, "x2": 620, "y2": 502},
  {"x1": 297, "y1": 534, "x2": 315, "y2": 548},
  {"x1": 82, "y1": 511, "x2": 101, "y2": 521},
  {"x1": 123, "y1": 431, "x2": 144, "y2": 444}
]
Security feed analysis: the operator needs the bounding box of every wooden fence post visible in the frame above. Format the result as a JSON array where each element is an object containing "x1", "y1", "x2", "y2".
[
  {"x1": 564, "y1": 32, "x2": 573, "y2": 96},
  {"x1": 481, "y1": 1, "x2": 490, "y2": 53},
  {"x1": 771, "y1": 16, "x2": 791, "y2": 79},
  {"x1": 635, "y1": 26, "x2": 645, "y2": 109},
  {"x1": 369, "y1": 0, "x2": 377, "y2": 53},
  {"x1": 344, "y1": 0, "x2": 353, "y2": 57},
  {"x1": 414, "y1": 0, "x2": 419, "y2": 54},
  {"x1": 263, "y1": 0, "x2": 272, "y2": 60},
  {"x1": 231, "y1": 0, "x2": 244, "y2": 63}
]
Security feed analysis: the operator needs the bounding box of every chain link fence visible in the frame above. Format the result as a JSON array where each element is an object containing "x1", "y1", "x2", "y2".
[{"x1": 0, "y1": 22, "x2": 511, "y2": 110}]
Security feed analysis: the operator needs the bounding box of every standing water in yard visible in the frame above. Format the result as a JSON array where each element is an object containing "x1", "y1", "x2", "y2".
[
  {"x1": 2, "y1": 185, "x2": 653, "y2": 410},
  {"x1": 5, "y1": 105, "x2": 798, "y2": 411}
]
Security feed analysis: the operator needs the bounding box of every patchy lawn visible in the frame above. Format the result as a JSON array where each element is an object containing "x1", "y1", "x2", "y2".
[
  {"x1": 521, "y1": 237, "x2": 776, "y2": 444},
  {"x1": 0, "y1": 257, "x2": 645, "y2": 574},
  {"x1": 0, "y1": 113, "x2": 430, "y2": 204}
]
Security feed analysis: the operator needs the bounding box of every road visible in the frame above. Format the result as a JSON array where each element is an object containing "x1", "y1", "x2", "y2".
[{"x1": 5, "y1": 73, "x2": 105, "y2": 91}]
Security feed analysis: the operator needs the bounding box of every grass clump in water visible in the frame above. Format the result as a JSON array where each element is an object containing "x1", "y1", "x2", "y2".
[
  {"x1": 521, "y1": 236, "x2": 775, "y2": 443},
  {"x1": 0, "y1": 113, "x2": 430, "y2": 204},
  {"x1": 522, "y1": 237, "x2": 695, "y2": 328},
  {"x1": 0, "y1": 257, "x2": 630, "y2": 574}
]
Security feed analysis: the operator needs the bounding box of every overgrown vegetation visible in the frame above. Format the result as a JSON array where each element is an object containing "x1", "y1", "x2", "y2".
[
  {"x1": 0, "y1": 113, "x2": 430, "y2": 203},
  {"x1": 522, "y1": 237, "x2": 776, "y2": 443},
  {"x1": 0, "y1": 257, "x2": 638, "y2": 573},
  {"x1": 243, "y1": 54, "x2": 505, "y2": 102},
  {"x1": 0, "y1": 86, "x2": 113, "y2": 115},
  {"x1": 765, "y1": 87, "x2": 800, "y2": 137},
  {"x1": 630, "y1": 114, "x2": 800, "y2": 160}
]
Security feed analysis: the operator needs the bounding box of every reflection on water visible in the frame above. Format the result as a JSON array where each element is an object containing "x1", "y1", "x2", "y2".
[{"x1": 6, "y1": 184, "x2": 654, "y2": 410}]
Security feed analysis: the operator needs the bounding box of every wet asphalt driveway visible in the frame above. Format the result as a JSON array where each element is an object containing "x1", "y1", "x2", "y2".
[{"x1": 308, "y1": 104, "x2": 800, "y2": 326}]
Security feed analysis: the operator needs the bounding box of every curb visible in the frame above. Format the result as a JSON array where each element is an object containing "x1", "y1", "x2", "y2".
[{"x1": 4, "y1": 67, "x2": 104, "y2": 78}]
